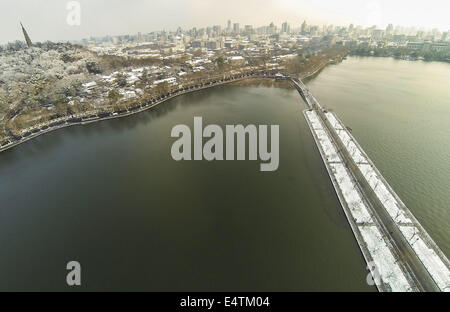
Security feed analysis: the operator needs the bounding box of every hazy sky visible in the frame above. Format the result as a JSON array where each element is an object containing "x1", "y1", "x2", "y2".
[{"x1": 1, "y1": 0, "x2": 449, "y2": 43}]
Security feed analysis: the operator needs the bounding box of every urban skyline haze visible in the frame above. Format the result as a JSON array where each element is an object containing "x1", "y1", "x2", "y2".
[{"x1": 1, "y1": 0, "x2": 449, "y2": 44}]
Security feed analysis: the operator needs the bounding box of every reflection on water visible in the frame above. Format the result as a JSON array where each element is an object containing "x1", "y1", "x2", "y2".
[{"x1": 0, "y1": 85, "x2": 372, "y2": 291}]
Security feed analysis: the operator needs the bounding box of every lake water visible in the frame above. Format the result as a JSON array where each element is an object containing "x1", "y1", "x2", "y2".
[
  {"x1": 307, "y1": 57, "x2": 450, "y2": 260},
  {"x1": 1, "y1": 56, "x2": 449, "y2": 291}
]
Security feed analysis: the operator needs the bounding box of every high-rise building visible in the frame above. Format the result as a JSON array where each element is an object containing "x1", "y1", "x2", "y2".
[
  {"x1": 213, "y1": 25, "x2": 221, "y2": 35},
  {"x1": 227, "y1": 20, "x2": 232, "y2": 33},
  {"x1": 233, "y1": 23, "x2": 240, "y2": 34},
  {"x1": 372, "y1": 29, "x2": 385, "y2": 40},
  {"x1": 244, "y1": 25, "x2": 253, "y2": 35},
  {"x1": 281, "y1": 22, "x2": 290, "y2": 34},
  {"x1": 269, "y1": 22, "x2": 276, "y2": 35},
  {"x1": 301, "y1": 20, "x2": 307, "y2": 35},
  {"x1": 20, "y1": 22, "x2": 33, "y2": 47}
]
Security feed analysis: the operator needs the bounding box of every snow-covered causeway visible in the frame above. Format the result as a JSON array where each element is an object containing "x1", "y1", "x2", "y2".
[
  {"x1": 324, "y1": 111, "x2": 450, "y2": 292},
  {"x1": 304, "y1": 109, "x2": 450, "y2": 292}
]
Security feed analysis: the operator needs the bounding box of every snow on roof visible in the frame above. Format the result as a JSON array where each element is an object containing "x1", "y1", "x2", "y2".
[
  {"x1": 82, "y1": 81, "x2": 97, "y2": 88},
  {"x1": 118, "y1": 89, "x2": 137, "y2": 99},
  {"x1": 126, "y1": 74, "x2": 140, "y2": 84},
  {"x1": 153, "y1": 77, "x2": 177, "y2": 85},
  {"x1": 187, "y1": 58, "x2": 211, "y2": 65},
  {"x1": 193, "y1": 66, "x2": 205, "y2": 72},
  {"x1": 132, "y1": 67, "x2": 145, "y2": 73},
  {"x1": 278, "y1": 53, "x2": 297, "y2": 59}
]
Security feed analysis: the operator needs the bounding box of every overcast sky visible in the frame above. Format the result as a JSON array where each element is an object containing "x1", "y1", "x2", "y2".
[{"x1": 1, "y1": 0, "x2": 449, "y2": 44}]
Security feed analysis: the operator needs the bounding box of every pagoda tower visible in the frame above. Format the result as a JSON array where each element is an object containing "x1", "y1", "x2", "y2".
[{"x1": 20, "y1": 22, "x2": 33, "y2": 47}]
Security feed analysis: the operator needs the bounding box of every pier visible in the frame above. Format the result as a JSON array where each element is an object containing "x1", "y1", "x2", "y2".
[{"x1": 298, "y1": 78, "x2": 450, "y2": 292}]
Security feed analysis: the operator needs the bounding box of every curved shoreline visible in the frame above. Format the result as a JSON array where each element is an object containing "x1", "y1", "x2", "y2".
[
  {"x1": 0, "y1": 73, "x2": 290, "y2": 154},
  {"x1": 0, "y1": 56, "x2": 340, "y2": 155}
]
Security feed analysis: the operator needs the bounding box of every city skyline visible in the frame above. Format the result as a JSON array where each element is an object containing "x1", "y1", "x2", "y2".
[{"x1": 1, "y1": 0, "x2": 449, "y2": 44}]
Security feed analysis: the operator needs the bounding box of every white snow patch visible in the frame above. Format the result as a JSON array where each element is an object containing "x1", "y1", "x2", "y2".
[
  {"x1": 336, "y1": 130, "x2": 368, "y2": 164},
  {"x1": 325, "y1": 112, "x2": 344, "y2": 130},
  {"x1": 400, "y1": 226, "x2": 450, "y2": 292},
  {"x1": 315, "y1": 129, "x2": 340, "y2": 163},
  {"x1": 358, "y1": 164, "x2": 411, "y2": 224},
  {"x1": 330, "y1": 163, "x2": 373, "y2": 224},
  {"x1": 360, "y1": 226, "x2": 413, "y2": 292}
]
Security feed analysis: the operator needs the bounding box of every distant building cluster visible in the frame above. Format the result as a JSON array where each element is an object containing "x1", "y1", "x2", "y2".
[
  {"x1": 62, "y1": 19, "x2": 448, "y2": 110},
  {"x1": 78, "y1": 20, "x2": 450, "y2": 57},
  {"x1": 1, "y1": 19, "x2": 448, "y2": 144}
]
